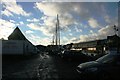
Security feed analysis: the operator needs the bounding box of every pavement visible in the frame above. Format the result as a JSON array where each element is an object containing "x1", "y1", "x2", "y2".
[{"x1": 2, "y1": 53, "x2": 81, "y2": 80}]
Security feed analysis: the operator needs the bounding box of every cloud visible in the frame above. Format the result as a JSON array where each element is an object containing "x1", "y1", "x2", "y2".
[
  {"x1": 27, "y1": 18, "x2": 39, "y2": 22},
  {"x1": 9, "y1": 20, "x2": 15, "y2": 23},
  {"x1": 25, "y1": 30, "x2": 34, "y2": 34},
  {"x1": 35, "y1": 2, "x2": 78, "y2": 23},
  {"x1": 43, "y1": 17, "x2": 55, "y2": 26},
  {"x1": 33, "y1": 2, "x2": 118, "y2": 45},
  {"x1": 69, "y1": 37, "x2": 79, "y2": 43},
  {"x1": 69, "y1": 33, "x2": 73, "y2": 36},
  {"x1": 89, "y1": 30, "x2": 94, "y2": 34},
  {"x1": 60, "y1": 24, "x2": 117, "y2": 44},
  {"x1": 34, "y1": 2, "x2": 112, "y2": 37},
  {"x1": 62, "y1": 37, "x2": 80, "y2": 44},
  {"x1": 35, "y1": 2, "x2": 61, "y2": 17},
  {"x1": 27, "y1": 34, "x2": 50, "y2": 46},
  {"x1": 35, "y1": 2, "x2": 95, "y2": 19},
  {"x1": 0, "y1": 19, "x2": 16, "y2": 39},
  {"x1": 75, "y1": 26, "x2": 82, "y2": 32},
  {"x1": 27, "y1": 23, "x2": 54, "y2": 36},
  {"x1": 61, "y1": 36, "x2": 69, "y2": 44},
  {"x1": 39, "y1": 26, "x2": 53, "y2": 36},
  {"x1": 27, "y1": 23, "x2": 41, "y2": 30},
  {"x1": 104, "y1": 15, "x2": 111, "y2": 23},
  {"x1": 104, "y1": 15, "x2": 118, "y2": 26},
  {"x1": 19, "y1": 21, "x2": 24, "y2": 25},
  {"x1": 1, "y1": 2, "x2": 117, "y2": 46},
  {"x1": 40, "y1": 15, "x2": 74, "y2": 36},
  {"x1": 1, "y1": 9, "x2": 13, "y2": 16},
  {"x1": 18, "y1": 17, "x2": 21, "y2": 19},
  {"x1": 78, "y1": 25, "x2": 116, "y2": 43},
  {"x1": 88, "y1": 18, "x2": 100, "y2": 28},
  {"x1": 16, "y1": 23, "x2": 20, "y2": 26},
  {"x1": 34, "y1": 2, "x2": 82, "y2": 36},
  {"x1": 27, "y1": 34, "x2": 41, "y2": 45},
  {"x1": 98, "y1": 25, "x2": 115, "y2": 37},
  {"x1": 2, "y1": 1, "x2": 31, "y2": 17}
]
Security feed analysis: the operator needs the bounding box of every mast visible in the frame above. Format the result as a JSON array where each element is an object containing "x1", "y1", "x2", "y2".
[
  {"x1": 52, "y1": 34, "x2": 54, "y2": 45},
  {"x1": 57, "y1": 14, "x2": 60, "y2": 46},
  {"x1": 55, "y1": 23, "x2": 58, "y2": 45},
  {"x1": 55, "y1": 14, "x2": 60, "y2": 46}
]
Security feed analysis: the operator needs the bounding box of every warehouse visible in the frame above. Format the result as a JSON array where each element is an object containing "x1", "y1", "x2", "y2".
[{"x1": 72, "y1": 35, "x2": 120, "y2": 54}]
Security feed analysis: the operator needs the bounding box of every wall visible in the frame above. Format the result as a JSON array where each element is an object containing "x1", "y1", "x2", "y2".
[
  {"x1": 24, "y1": 40, "x2": 37, "y2": 54},
  {"x1": 0, "y1": 40, "x2": 2, "y2": 79},
  {"x1": 2, "y1": 40, "x2": 24, "y2": 55},
  {"x1": 118, "y1": 3, "x2": 120, "y2": 37},
  {"x1": 2, "y1": 40, "x2": 39, "y2": 55}
]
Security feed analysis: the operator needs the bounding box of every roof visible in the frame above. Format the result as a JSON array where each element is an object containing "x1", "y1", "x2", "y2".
[{"x1": 8, "y1": 27, "x2": 26, "y2": 40}]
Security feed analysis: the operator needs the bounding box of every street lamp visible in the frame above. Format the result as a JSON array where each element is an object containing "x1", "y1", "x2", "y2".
[
  {"x1": 113, "y1": 25, "x2": 119, "y2": 53},
  {"x1": 113, "y1": 25, "x2": 118, "y2": 35}
]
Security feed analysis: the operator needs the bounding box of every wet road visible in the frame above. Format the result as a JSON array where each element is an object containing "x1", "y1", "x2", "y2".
[
  {"x1": 2, "y1": 53, "x2": 81, "y2": 80},
  {"x1": 2, "y1": 54, "x2": 42, "y2": 79}
]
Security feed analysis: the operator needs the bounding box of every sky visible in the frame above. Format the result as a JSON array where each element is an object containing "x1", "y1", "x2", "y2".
[{"x1": 0, "y1": 0, "x2": 119, "y2": 46}]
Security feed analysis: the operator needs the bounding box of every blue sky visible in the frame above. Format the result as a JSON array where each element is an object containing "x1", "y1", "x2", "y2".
[{"x1": 0, "y1": 1, "x2": 119, "y2": 46}]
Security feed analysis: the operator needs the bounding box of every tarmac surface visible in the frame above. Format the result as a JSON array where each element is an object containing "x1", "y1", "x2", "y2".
[{"x1": 2, "y1": 53, "x2": 81, "y2": 80}]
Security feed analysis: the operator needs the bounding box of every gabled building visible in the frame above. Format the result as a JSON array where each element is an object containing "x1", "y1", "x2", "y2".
[{"x1": 2, "y1": 27, "x2": 38, "y2": 55}]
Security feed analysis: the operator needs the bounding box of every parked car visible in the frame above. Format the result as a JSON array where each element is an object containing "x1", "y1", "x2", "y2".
[
  {"x1": 61, "y1": 50, "x2": 91, "y2": 62},
  {"x1": 76, "y1": 53, "x2": 120, "y2": 80},
  {"x1": 60, "y1": 50, "x2": 70, "y2": 59}
]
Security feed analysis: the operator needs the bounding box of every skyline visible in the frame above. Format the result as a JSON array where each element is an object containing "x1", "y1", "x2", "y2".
[{"x1": 0, "y1": 1, "x2": 119, "y2": 46}]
